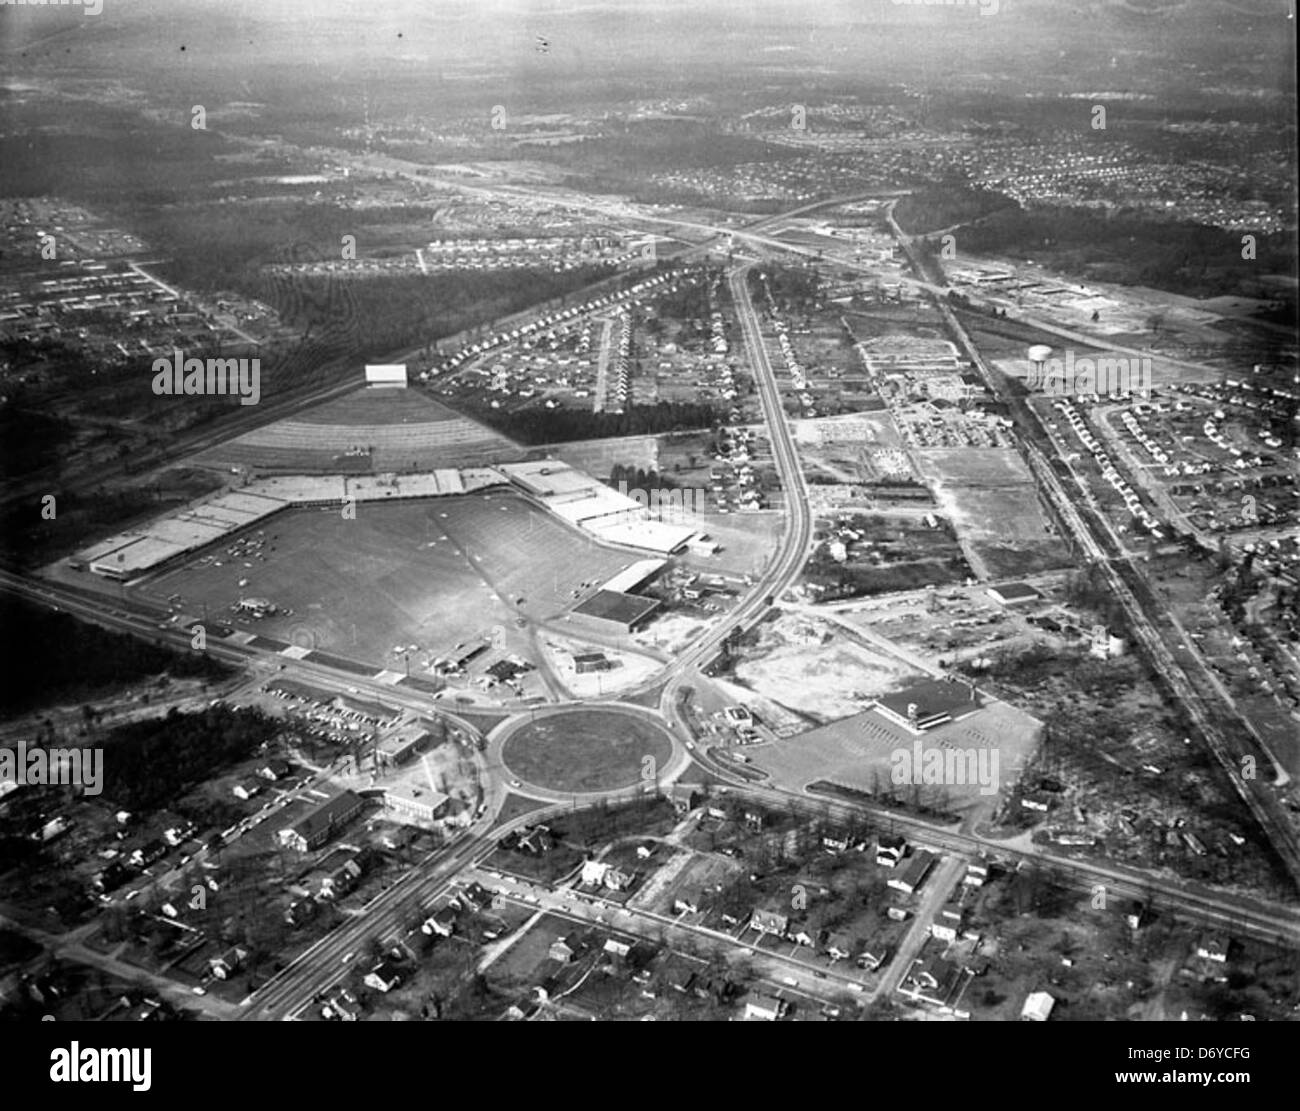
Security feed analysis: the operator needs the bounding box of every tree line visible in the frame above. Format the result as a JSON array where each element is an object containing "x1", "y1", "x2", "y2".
[{"x1": 0, "y1": 600, "x2": 230, "y2": 719}]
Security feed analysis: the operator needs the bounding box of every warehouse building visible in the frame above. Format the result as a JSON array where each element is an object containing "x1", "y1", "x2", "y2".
[
  {"x1": 572, "y1": 589, "x2": 661, "y2": 635},
  {"x1": 987, "y1": 582, "x2": 1042, "y2": 607}
]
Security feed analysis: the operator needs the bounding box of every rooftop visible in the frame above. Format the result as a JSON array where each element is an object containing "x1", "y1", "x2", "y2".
[{"x1": 573, "y1": 590, "x2": 661, "y2": 627}]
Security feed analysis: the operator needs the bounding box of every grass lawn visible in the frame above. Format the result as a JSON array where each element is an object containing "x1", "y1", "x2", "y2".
[{"x1": 500, "y1": 709, "x2": 674, "y2": 794}]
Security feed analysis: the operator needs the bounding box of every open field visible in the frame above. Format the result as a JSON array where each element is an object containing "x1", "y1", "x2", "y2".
[
  {"x1": 551, "y1": 433, "x2": 663, "y2": 478},
  {"x1": 913, "y1": 449, "x2": 1034, "y2": 486},
  {"x1": 500, "y1": 708, "x2": 675, "y2": 793},
  {"x1": 140, "y1": 490, "x2": 637, "y2": 672},
  {"x1": 935, "y1": 484, "x2": 1055, "y2": 541}
]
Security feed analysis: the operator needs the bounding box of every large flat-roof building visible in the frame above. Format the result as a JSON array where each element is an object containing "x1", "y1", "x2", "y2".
[
  {"x1": 383, "y1": 782, "x2": 450, "y2": 823},
  {"x1": 572, "y1": 590, "x2": 661, "y2": 635},
  {"x1": 872, "y1": 678, "x2": 980, "y2": 735},
  {"x1": 496, "y1": 460, "x2": 696, "y2": 555},
  {"x1": 987, "y1": 582, "x2": 1042, "y2": 607}
]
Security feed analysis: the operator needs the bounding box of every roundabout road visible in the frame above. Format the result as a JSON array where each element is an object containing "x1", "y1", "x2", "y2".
[{"x1": 486, "y1": 702, "x2": 690, "y2": 804}]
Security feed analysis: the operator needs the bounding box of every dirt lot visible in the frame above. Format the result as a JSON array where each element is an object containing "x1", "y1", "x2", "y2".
[{"x1": 731, "y1": 611, "x2": 923, "y2": 723}]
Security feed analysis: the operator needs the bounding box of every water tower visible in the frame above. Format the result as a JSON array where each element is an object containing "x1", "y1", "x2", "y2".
[{"x1": 1026, "y1": 345, "x2": 1053, "y2": 390}]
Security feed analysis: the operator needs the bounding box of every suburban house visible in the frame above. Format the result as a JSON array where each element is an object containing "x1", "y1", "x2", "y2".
[
  {"x1": 825, "y1": 934, "x2": 858, "y2": 963},
  {"x1": 316, "y1": 851, "x2": 366, "y2": 901},
  {"x1": 857, "y1": 949, "x2": 886, "y2": 973},
  {"x1": 232, "y1": 777, "x2": 263, "y2": 801},
  {"x1": 603, "y1": 938, "x2": 632, "y2": 959},
  {"x1": 604, "y1": 868, "x2": 635, "y2": 892},
  {"x1": 278, "y1": 791, "x2": 364, "y2": 853},
  {"x1": 897, "y1": 954, "x2": 971, "y2": 1014},
  {"x1": 284, "y1": 899, "x2": 318, "y2": 927},
  {"x1": 749, "y1": 908, "x2": 790, "y2": 937},
  {"x1": 581, "y1": 860, "x2": 610, "y2": 887},
  {"x1": 1196, "y1": 936, "x2": 1229, "y2": 963},
  {"x1": 209, "y1": 945, "x2": 249, "y2": 980},
  {"x1": 931, "y1": 903, "x2": 965, "y2": 943},
  {"x1": 452, "y1": 882, "x2": 492, "y2": 912},
  {"x1": 257, "y1": 759, "x2": 293, "y2": 781},
  {"x1": 422, "y1": 906, "x2": 458, "y2": 938},
  {"x1": 129, "y1": 840, "x2": 168, "y2": 870},
  {"x1": 92, "y1": 862, "x2": 130, "y2": 894},
  {"x1": 673, "y1": 891, "x2": 702, "y2": 915},
  {"x1": 670, "y1": 785, "x2": 703, "y2": 815},
  {"x1": 822, "y1": 832, "x2": 851, "y2": 852},
  {"x1": 744, "y1": 993, "x2": 787, "y2": 1021},
  {"x1": 549, "y1": 935, "x2": 583, "y2": 964},
  {"x1": 1021, "y1": 991, "x2": 1056, "y2": 1021},
  {"x1": 963, "y1": 861, "x2": 990, "y2": 888},
  {"x1": 321, "y1": 990, "x2": 360, "y2": 1021},
  {"x1": 876, "y1": 835, "x2": 907, "y2": 868},
  {"x1": 364, "y1": 961, "x2": 403, "y2": 993},
  {"x1": 887, "y1": 849, "x2": 935, "y2": 896},
  {"x1": 159, "y1": 816, "x2": 197, "y2": 847}
]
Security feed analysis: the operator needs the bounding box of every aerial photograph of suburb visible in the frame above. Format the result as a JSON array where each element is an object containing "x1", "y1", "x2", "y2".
[{"x1": 0, "y1": 0, "x2": 1295, "y2": 1080}]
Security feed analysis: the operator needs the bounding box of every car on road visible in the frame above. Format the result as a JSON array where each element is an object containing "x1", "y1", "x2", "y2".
[
  {"x1": 191, "y1": 985, "x2": 207, "y2": 996},
  {"x1": 509, "y1": 779, "x2": 521, "y2": 788},
  {"x1": 341, "y1": 951, "x2": 356, "y2": 964}
]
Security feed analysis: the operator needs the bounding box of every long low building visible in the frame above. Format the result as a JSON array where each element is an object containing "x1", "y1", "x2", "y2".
[
  {"x1": 75, "y1": 469, "x2": 510, "y2": 581},
  {"x1": 78, "y1": 453, "x2": 692, "y2": 583},
  {"x1": 278, "y1": 790, "x2": 365, "y2": 853},
  {"x1": 572, "y1": 589, "x2": 661, "y2": 634},
  {"x1": 496, "y1": 459, "x2": 697, "y2": 555},
  {"x1": 601, "y1": 558, "x2": 667, "y2": 595}
]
